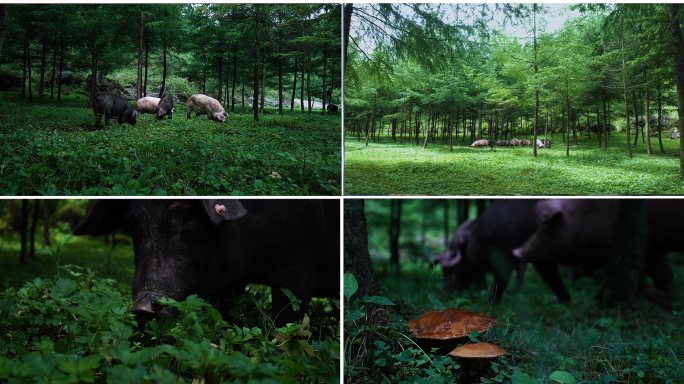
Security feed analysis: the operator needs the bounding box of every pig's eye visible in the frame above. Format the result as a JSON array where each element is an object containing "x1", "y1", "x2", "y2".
[{"x1": 179, "y1": 212, "x2": 202, "y2": 235}]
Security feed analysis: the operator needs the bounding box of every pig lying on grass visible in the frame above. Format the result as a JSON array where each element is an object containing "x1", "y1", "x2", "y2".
[{"x1": 186, "y1": 94, "x2": 229, "y2": 122}]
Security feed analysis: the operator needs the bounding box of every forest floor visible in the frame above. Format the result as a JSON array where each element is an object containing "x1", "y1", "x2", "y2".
[
  {"x1": 345, "y1": 256, "x2": 684, "y2": 383},
  {"x1": 0, "y1": 91, "x2": 341, "y2": 196},
  {"x1": 344, "y1": 131, "x2": 684, "y2": 195},
  {"x1": 0, "y1": 228, "x2": 340, "y2": 383}
]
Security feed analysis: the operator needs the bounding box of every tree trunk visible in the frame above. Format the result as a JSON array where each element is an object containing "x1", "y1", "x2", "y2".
[
  {"x1": 322, "y1": 42, "x2": 327, "y2": 115},
  {"x1": 291, "y1": 56, "x2": 298, "y2": 111},
  {"x1": 42, "y1": 199, "x2": 50, "y2": 246},
  {"x1": 389, "y1": 199, "x2": 402, "y2": 277},
  {"x1": 20, "y1": 200, "x2": 28, "y2": 265},
  {"x1": 658, "y1": 77, "x2": 665, "y2": 154},
  {"x1": 159, "y1": 49, "x2": 167, "y2": 97},
  {"x1": 89, "y1": 5, "x2": 97, "y2": 109},
  {"x1": 137, "y1": 5, "x2": 144, "y2": 100},
  {"x1": 622, "y1": 25, "x2": 632, "y2": 158},
  {"x1": 644, "y1": 67, "x2": 652, "y2": 156},
  {"x1": 601, "y1": 200, "x2": 648, "y2": 309},
  {"x1": 633, "y1": 91, "x2": 639, "y2": 146},
  {"x1": 457, "y1": 199, "x2": 468, "y2": 225},
  {"x1": 50, "y1": 33, "x2": 57, "y2": 98},
  {"x1": 260, "y1": 47, "x2": 266, "y2": 113},
  {"x1": 669, "y1": 4, "x2": 684, "y2": 175},
  {"x1": 533, "y1": 3, "x2": 539, "y2": 157},
  {"x1": 57, "y1": 43, "x2": 64, "y2": 101},
  {"x1": 0, "y1": 4, "x2": 8, "y2": 60},
  {"x1": 30, "y1": 200, "x2": 39, "y2": 257},
  {"x1": 144, "y1": 38, "x2": 149, "y2": 97},
  {"x1": 306, "y1": 48, "x2": 312, "y2": 113},
  {"x1": 231, "y1": 55, "x2": 237, "y2": 112},
  {"x1": 253, "y1": 5, "x2": 260, "y2": 121},
  {"x1": 603, "y1": 90, "x2": 608, "y2": 152},
  {"x1": 344, "y1": 199, "x2": 379, "y2": 299},
  {"x1": 278, "y1": 30, "x2": 283, "y2": 114},
  {"x1": 22, "y1": 37, "x2": 26, "y2": 98},
  {"x1": 218, "y1": 55, "x2": 223, "y2": 103},
  {"x1": 300, "y1": 48, "x2": 305, "y2": 112},
  {"x1": 38, "y1": 32, "x2": 47, "y2": 106},
  {"x1": 343, "y1": 4, "x2": 353, "y2": 77}
]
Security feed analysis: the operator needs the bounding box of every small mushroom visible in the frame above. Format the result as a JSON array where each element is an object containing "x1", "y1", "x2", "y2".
[
  {"x1": 449, "y1": 342, "x2": 507, "y2": 358},
  {"x1": 408, "y1": 308, "x2": 498, "y2": 340}
]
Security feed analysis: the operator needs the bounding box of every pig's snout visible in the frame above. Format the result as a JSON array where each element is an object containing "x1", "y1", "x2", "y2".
[
  {"x1": 132, "y1": 291, "x2": 178, "y2": 319},
  {"x1": 512, "y1": 247, "x2": 523, "y2": 259}
]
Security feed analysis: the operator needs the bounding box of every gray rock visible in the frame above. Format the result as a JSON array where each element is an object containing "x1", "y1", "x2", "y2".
[
  {"x1": 86, "y1": 73, "x2": 108, "y2": 88},
  {"x1": 0, "y1": 70, "x2": 21, "y2": 90}
]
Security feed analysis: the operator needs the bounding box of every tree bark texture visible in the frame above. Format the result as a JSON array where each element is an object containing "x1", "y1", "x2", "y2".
[
  {"x1": 253, "y1": 5, "x2": 260, "y2": 121},
  {"x1": 137, "y1": 5, "x2": 144, "y2": 100},
  {"x1": 389, "y1": 199, "x2": 402, "y2": 276},
  {"x1": 290, "y1": 56, "x2": 297, "y2": 111},
  {"x1": 602, "y1": 200, "x2": 648, "y2": 309},
  {"x1": 344, "y1": 199, "x2": 379, "y2": 299},
  {"x1": 20, "y1": 200, "x2": 28, "y2": 265},
  {"x1": 668, "y1": 4, "x2": 684, "y2": 176},
  {"x1": 0, "y1": 4, "x2": 7, "y2": 59},
  {"x1": 57, "y1": 43, "x2": 64, "y2": 101},
  {"x1": 342, "y1": 4, "x2": 352, "y2": 77},
  {"x1": 42, "y1": 199, "x2": 50, "y2": 246},
  {"x1": 38, "y1": 31, "x2": 47, "y2": 105},
  {"x1": 159, "y1": 49, "x2": 167, "y2": 98},
  {"x1": 30, "y1": 200, "x2": 39, "y2": 257},
  {"x1": 260, "y1": 47, "x2": 266, "y2": 113},
  {"x1": 231, "y1": 55, "x2": 237, "y2": 112}
]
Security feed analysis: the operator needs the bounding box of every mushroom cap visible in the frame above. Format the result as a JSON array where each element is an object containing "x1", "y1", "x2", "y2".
[
  {"x1": 449, "y1": 342, "x2": 507, "y2": 358},
  {"x1": 408, "y1": 308, "x2": 498, "y2": 340}
]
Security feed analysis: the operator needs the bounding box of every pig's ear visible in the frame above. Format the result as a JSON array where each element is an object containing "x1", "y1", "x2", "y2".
[
  {"x1": 202, "y1": 200, "x2": 247, "y2": 224},
  {"x1": 439, "y1": 249, "x2": 462, "y2": 267},
  {"x1": 73, "y1": 200, "x2": 132, "y2": 236}
]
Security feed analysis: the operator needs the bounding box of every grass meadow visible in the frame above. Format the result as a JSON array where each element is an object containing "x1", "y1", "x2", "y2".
[
  {"x1": 344, "y1": 131, "x2": 684, "y2": 195},
  {"x1": 0, "y1": 92, "x2": 341, "y2": 196}
]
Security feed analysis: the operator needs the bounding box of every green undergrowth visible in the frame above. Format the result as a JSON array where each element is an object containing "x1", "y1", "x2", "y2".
[
  {"x1": 0, "y1": 234, "x2": 340, "y2": 383},
  {"x1": 344, "y1": 259, "x2": 684, "y2": 384},
  {"x1": 344, "y1": 132, "x2": 684, "y2": 195},
  {"x1": 0, "y1": 231, "x2": 134, "y2": 292},
  {"x1": 0, "y1": 92, "x2": 341, "y2": 196}
]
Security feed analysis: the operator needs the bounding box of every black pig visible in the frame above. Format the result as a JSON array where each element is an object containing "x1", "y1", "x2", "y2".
[
  {"x1": 434, "y1": 199, "x2": 541, "y2": 303},
  {"x1": 512, "y1": 199, "x2": 681, "y2": 309},
  {"x1": 153, "y1": 93, "x2": 176, "y2": 120},
  {"x1": 327, "y1": 104, "x2": 339, "y2": 115},
  {"x1": 93, "y1": 92, "x2": 138, "y2": 129},
  {"x1": 72, "y1": 199, "x2": 340, "y2": 325}
]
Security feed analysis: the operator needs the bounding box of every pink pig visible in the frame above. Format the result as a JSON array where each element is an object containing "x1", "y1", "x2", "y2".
[
  {"x1": 136, "y1": 97, "x2": 177, "y2": 115},
  {"x1": 186, "y1": 94, "x2": 229, "y2": 123}
]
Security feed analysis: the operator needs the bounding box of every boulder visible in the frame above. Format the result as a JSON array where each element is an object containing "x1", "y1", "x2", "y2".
[{"x1": 0, "y1": 70, "x2": 22, "y2": 90}]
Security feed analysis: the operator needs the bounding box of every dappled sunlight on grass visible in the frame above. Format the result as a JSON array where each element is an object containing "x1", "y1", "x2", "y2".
[{"x1": 344, "y1": 133, "x2": 684, "y2": 194}]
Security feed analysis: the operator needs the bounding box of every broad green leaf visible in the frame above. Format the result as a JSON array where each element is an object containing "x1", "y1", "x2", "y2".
[
  {"x1": 362, "y1": 295, "x2": 395, "y2": 306},
  {"x1": 344, "y1": 273, "x2": 358, "y2": 300},
  {"x1": 549, "y1": 371, "x2": 577, "y2": 384}
]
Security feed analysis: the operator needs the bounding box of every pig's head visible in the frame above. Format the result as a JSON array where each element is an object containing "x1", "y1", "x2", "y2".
[
  {"x1": 73, "y1": 199, "x2": 248, "y2": 319},
  {"x1": 213, "y1": 112, "x2": 228, "y2": 123},
  {"x1": 436, "y1": 219, "x2": 481, "y2": 292},
  {"x1": 512, "y1": 199, "x2": 566, "y2": 262},
  {"x1": 128, "y1": 110, "x2": 139, "y2": 126}
]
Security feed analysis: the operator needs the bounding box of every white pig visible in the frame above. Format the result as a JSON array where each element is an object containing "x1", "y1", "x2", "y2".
[{"x1": 186, "y1": 94, "x2": 229, "y2": 123}]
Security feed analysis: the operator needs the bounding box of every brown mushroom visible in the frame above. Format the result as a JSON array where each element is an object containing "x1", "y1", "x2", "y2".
[
  {"x1": 449, "y1": 342, "x2": 507, "y2": 358},
  {"x1": 408, "y1": 308, "x2": 498, "y2": 340}
]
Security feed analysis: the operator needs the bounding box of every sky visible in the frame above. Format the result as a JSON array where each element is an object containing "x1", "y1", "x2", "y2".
[
  {"x1": 352, "y1": 3, "x2": 586, "y2": 53},
  {"x1": 497, "y1": 3, "x2": 582, "y2": 40}
]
